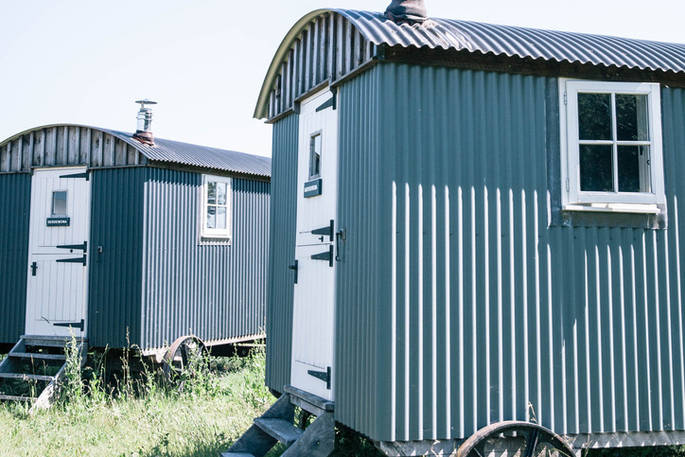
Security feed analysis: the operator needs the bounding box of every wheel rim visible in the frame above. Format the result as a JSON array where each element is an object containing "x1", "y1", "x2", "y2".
[
  {"x1": 162, "y1": 335, "x2": 207, "y2": 378},
  {"x1": 458, "y1": 421, "x2": 575, "y2": 457}
]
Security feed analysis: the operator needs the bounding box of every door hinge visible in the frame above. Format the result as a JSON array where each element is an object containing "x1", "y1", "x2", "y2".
[
  {"x1": 307, "y1": 366, "x2": 331, "y2": 390},
  {"x1": 563, "y1": 91, "x2": 568, "y2": 106},
  {"x1": 288, "y1": 260, "x2": 298, "y2": 284},
  {"x1": 56, "y1": 241, "x2": 87, "y2": 252},
  {"x1": 60, "y1": 171, "x2": 89, "y2": 181},
  {"x1": 311, "y1": 220, "x2": 334, "y2": 242},
  {"x1": 56, "y1": 254, "x2": 87, "y2": 266},
  {"x1": 30, "y1": 262, "x2": 38, "y2": 276},
  {"x1": 565, "y1": 177, "x2": 570, "y2": 192},
  {"x1": 53, "y1": 319, "x2": 85, "y2": 332},
  {"x1": 311, "y1": 245, "x2": 334, "y2": 267}
]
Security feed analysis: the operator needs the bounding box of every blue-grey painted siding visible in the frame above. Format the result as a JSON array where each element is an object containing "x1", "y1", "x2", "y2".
[
  {"x1": 88, "y1": 168, "x2": 145, "y2": 348},
  {"x1": 265, "y1": 115, "x2": 299, "y2": 392},
  {"x1": 140, "y1": 168, "x2": 270, "y2": 350},
  {"x1": 0, "y1": 174, "x2": 31, "y2": 344},
  {"x1": 328, "y1": 63, "x2": 685, "y2": 442}
]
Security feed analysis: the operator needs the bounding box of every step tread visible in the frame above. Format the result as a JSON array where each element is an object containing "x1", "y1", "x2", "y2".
[
  {"x1": 0, "y1": 372, "x2": 54, "y2": 382},
  {"x1": 0, "y1": 394, "x2": 35, "y2": 402},
  {"x1": 254, "y1": 417, "x2": 303, "y2": 446},
  {"x1": 9, "y1": 352, "x2": 66, "y2": 361},
  {"x1": 220, "y1": 453, "x2": 255, "y2": 457}
]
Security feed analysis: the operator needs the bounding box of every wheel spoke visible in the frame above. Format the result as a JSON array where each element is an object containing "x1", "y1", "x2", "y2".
[{"x1": 523, "y1": 429, "x2": 539, "y2": 457}]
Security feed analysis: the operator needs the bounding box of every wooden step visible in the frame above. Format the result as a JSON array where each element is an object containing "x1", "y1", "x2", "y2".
[
  {"x1": 0, "y1": 373, "x2": 54, "y2": 382},
  {"x1": 253, "y1": 418, "x2": 303, "y2": 446},
  {"x1": 9, "y1": 352, "x2": 66, "y2": 361},
  {"x1": 0, "y1": 394, "x2": 35, "y2": 402},
  {"x1": 220, "y1": 453, "x2": 255, "y2": 457}
]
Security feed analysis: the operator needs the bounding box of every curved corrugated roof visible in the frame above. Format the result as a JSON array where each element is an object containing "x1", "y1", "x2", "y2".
[
  {"x1": 0, "y1": 124, "x2": 271, "y2": 178},
  {"x1": 105, "y1": 128, "x2": 271, "y2": 178},
  {"x1": 340, "y1": 9, "x2": 685, "y2": 73},
  {"x1": 255, "y1": 8, "x2": 685, "y2": 118}
]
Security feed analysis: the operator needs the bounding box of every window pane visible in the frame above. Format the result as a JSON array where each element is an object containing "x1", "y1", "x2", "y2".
[
  {"x1": 580, "y1": 144, "x2": 613, "y2": 191},
  {"x1": 207, "y1": 205, "x2": 216, "y2": 229},
  {"x1": 216, "y1": 182, "x2": 227, "y2": 205},
  {"x1": 52, "y1": 191, "x2": 67, "y2": 216},
  {"x1": 618, "y1": 145, "x2": 651, "y2": 193},
  {"x1": 309, "y1": 134, "x2": 321, "y2": 178},
  {"x1": 578, "y1": 93, "x2": 613, "y2": 140},
  {"x1": 215, "y1": 207, "x2": 227, "y2": 229},
  {"x1": 207, "y1": 182, "x2": 216, "y2": 204},
  {"x1": 617, "y1": 94, "x2": 649, "y2": 141}
]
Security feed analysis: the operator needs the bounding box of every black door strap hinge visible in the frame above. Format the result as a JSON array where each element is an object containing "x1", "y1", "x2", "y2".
[
  {"x1": 288, "y1": 260, "x2": 298, "y2": 284},
  {"x1": 56, "y1": 254, "x2": 87, "y2": 266},
  {"x1": 56, "y1": 241, "x2": 87, "y2": 252},
  {"x1": 307, "y1": 366, "x2": 332, "y2": 390},
  {"x1": 60, "y1": 171, "x2": 89, "y2": 181},
  {"x1": 311, "y1": 245, "x2": 334, "y2": 267},
  {"x1": 311, "y1": 219, "x2": 334, "y2": 242},
  {"x1": 53, "y1": 319, "x2": 85, "y2": 332}
]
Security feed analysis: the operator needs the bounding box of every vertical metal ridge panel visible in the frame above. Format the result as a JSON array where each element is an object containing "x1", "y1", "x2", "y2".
[
  {"x1": 334, "y1": 63, "x2": 685, "y2": 443},
  {"x1": 265, "y1": 114, "x2": 299, "y2": 392},
  {"x1": 0, "y1": 174, "x2": 31, "y2": 343},
  {"x1": 140, "y1": 168, "x2": 269, "y2": 351},
  {"x1": 88, "y1": 168, "x2": 146, "y2": 347},
  {"x1": 335, "y1": 68, "x2": 384, "y2": 438}
]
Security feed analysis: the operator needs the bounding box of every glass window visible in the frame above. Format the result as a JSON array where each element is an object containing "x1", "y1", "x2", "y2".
[
  {"x1": 561, "y1": 79, "x2": 665, "y2": 211},
  {"x1": 52, "y1": 191, "x2": 67, "y2": 216},
  {"x1": 201, "y1": 175, "x2": 231, "y2": 239},
  {"x1": 309, "y1": 133, "x2": 321, "y2": 178}
]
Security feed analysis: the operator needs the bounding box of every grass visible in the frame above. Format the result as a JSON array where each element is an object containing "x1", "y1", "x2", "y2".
[{"x1": 0, "y1": 343, "x2": 284, "y2": 457}]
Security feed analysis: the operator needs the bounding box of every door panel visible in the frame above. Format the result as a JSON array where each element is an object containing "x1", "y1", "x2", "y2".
[
  {"x1": 25, "y1": 168, "x2": 90, "y2": 337},
  {"x1": 291, "y1": 89, "x2": 338, "y2": 400}
]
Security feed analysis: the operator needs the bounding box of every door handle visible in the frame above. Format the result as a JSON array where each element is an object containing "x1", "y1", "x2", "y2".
[
  {"x1": 335, "y1": 229, "x2": 346, "y2": 262},
  {"x1": 288, "y1": 260, "x2": 298, "y2": 284},
  {"x1": 30, "y1": 262, "x2": 38, "y2": 276}
]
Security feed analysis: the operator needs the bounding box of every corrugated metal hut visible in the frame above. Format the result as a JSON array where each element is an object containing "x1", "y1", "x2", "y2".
[
  {"x1": 0, "y1": 103, "x2": 271, "y2": 356},
  {"x1": 226, "y1": 1, "x2": 685, "y2": 456}
]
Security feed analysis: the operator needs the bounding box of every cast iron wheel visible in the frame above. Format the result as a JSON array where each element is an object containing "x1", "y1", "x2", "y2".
[
  {"x1": 457, "y1": 421, "x2": 575, "y2": 457},
  {"x1": 162, "y1": 335, "x2": 208, "y2": 378}
]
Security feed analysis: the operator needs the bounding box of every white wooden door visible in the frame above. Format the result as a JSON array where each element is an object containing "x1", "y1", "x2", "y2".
[
  {"x1": 291, "y1": 89, "x2": 339, "y2": 400},
  {"x1": 25, "y1": 167, "x2": 91, "y2": 337}
]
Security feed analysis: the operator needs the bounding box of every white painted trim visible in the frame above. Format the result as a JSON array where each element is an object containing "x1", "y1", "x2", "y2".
[
  {"x1": 559, "y1": 78, "x2": 666, "y2": 213},
  {"x1": 200, "y1": 174, "x2": 232, "y2": 240}
]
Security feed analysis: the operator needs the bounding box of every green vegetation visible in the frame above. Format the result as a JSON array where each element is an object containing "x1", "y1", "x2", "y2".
[{"x1": 0, "y1": 345, "x2": 282, "y2": 457}]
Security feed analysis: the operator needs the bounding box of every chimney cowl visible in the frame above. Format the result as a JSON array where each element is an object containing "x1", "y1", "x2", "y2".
[
  {"x1": 385, "y1": 0, "x2": 427, "y2": 24},
  {"x1": 133, "y1": 99, "x2": 157, "y2": 146}
]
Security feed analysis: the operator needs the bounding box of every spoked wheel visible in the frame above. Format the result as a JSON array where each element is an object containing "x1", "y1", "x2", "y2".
[
  {"x1": 162, "y1": 335, "x2": 208, "y2": 379},
  {"x1": 457, "y1": 421, "x2": 575, "y2": 457}
]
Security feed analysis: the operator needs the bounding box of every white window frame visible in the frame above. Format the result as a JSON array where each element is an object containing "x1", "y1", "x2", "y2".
[
  {"x1": 200, "y1": 174, "x2": 232, "y2": 240},
  {"x1": 559, "y1": 78, "x2": 666, "y2": 213}
]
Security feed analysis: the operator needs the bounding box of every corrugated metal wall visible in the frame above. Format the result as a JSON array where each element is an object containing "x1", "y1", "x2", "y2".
[
  {"x1": 265, "y1": 115, "x2": 299, "y2": 392},
  {"x1": 0, "y1": 125, "x2": 145, "y2": 172},
  {"x1": 140, "y1": 168, "x2": 270, "y2": 351},
  {"x1": 88, "y1": 168, "x2": 145, "y2": 348},
  {"x1": 332, "y1": 63, "x2": 685, "y2": 443},
  {"x1": 335, "y1": 69, "x2": 385, "y2": 438},
  {"x1": 0, "y1": 174, "x2": 31, "y2": 343}
]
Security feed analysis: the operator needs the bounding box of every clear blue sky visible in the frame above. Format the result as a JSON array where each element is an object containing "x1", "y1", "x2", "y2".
[{"x1": 0, "y1": 0, "x2": 683, "y2": 158}]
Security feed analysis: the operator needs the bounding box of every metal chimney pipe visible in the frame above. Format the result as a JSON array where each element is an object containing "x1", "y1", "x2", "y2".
[
  {"x1": 133, "y1": 99, "x2": 157, "y2": 145},
  {"x1": 385, "y1": 0, "x2": 427, "y2": 23}
]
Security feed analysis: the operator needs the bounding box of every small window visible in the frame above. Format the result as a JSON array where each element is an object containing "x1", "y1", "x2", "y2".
[
  {"x1": 52, "y1": 191, "x2": 67, "y2": 216},
  {"x1": 309, "y1": 133, "x2": 322, "y2": 178},
  {"x1": 560, "y1": 79, "x2": 665, "y2": 213},
  {"x1": 201, "y1": 175, "x2": 232, "y2": 240}
]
